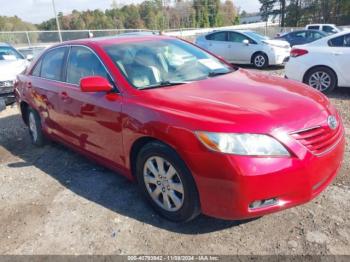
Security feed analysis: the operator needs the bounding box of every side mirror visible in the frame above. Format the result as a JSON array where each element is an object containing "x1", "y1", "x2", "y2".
[
  {"x1": 26, "y1": 54, "x2": 34, "y2": 61},
  {"x1": 243, "y1": 39, "x2": 250, "y2": 46},
  {"x1": 80, "y1": 76, "x2": 113, "y2": 93}
]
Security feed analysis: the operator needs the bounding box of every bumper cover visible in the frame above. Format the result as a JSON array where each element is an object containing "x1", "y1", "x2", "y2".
[{"x1": 183, "y1": 133, "x2": 345, "y2": 220}]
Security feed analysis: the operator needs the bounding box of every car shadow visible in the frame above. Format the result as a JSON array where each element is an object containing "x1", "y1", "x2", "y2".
[
  {"x1": 0, "y1": 113, "x2": 256, "y2": 234},
  {"x1": 236, "y1": 64, "x2": 285, "y2": 71},
  {"x1": 328, "y1": 86, "x2": 350, "y2": 101}
]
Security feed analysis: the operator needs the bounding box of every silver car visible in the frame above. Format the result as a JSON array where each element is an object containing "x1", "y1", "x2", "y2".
[{"x1": 195, "y1": 30, "x2": 291, "y2": 68}]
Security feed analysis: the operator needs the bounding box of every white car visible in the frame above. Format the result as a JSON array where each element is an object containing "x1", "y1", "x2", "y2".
[
  {"x1": 285, "y1": 31, "x2": 350, "y2": 93},
  {"x1": 195, "y1": 30, "x2": 291, "y2": 68},
  {"x1": 305, "y1": 24, "x2": 341, "y2": 35},
  {"x1": 0, "y1": 43, "x2": 29, "y2": 104}
]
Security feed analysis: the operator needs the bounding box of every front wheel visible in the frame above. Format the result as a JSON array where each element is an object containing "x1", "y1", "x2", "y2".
[
  {"x1": 252, "y1": 53, "x2": 268, "y2": 69},
  {"x1": 304, "y1": 67, "x2": 337, "y2": 94},
  {"x1": 135, "y1": 141, "x2": 200, "y2": 222}
]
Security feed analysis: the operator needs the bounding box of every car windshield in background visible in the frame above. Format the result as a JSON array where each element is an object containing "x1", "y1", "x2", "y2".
[
  {"x1": 244, "y1": 31, "x2": 270, "y2": 42},
  {"x1": 0, "y1": 46, "x2": 24, "y2": 61},
  {"x1": 104, "y1": 39, "x2": 234, "y2": 90}
]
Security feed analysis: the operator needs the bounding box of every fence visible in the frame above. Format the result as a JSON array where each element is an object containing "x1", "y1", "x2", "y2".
[{"x1": 1, "y1": 22, "x2": 349, "y2": 49}]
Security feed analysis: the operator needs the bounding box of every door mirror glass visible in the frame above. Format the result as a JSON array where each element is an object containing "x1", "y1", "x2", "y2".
[
  {"x1": 80, "y1": 76, "x2": 113, "y2": 93},
  {"x1": 243, "y1": 39, "x2": 250, "y2": 45}
]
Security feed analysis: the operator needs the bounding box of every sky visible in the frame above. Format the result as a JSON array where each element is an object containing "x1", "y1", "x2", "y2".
[{"x1": 0, "y1": 0, "x2": 261, "y2": 24}]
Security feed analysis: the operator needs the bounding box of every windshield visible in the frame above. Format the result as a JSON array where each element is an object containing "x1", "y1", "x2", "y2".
[
  {"x1": 104, "y1": 39, "x2": 234, "y2": 90},
  {"x1": 244, "y1": 31, "x2": 270, "y2": 42},
  {"x1": 0, "y1": 46, "x2": 24, "y2": 61}
]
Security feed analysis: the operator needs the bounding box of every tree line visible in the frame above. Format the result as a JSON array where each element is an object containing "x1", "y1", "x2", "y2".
[
  {"x1": 33, "y1": 0, "x2": 238, "y2": 31},
  {"x1": 260, "y1": 0, "x2": 350, "y2": 27}
]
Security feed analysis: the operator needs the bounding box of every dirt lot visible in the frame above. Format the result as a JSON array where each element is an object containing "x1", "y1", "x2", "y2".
[{"x1": 0, "y1": 67, "x2": 349, "y2": 255}]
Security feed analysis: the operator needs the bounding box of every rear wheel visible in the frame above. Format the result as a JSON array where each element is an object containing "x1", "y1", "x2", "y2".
[
  {"x1": 304, "y1": 67, "x2": 337, "y2": 94},
  {"x1": 27, "y1": 109, "x2": 47, "y2": 147},
  {"x1": 135, "y1": 141, "x2": 200, "y2": 222},
  {"x1": 252, "y1": 53, "x2": 268, "y2": 69}
]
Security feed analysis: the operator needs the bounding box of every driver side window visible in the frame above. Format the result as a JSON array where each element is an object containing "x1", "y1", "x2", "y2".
[{"x1": 66, "y1": 46, "x2": 109, "y2": 85}]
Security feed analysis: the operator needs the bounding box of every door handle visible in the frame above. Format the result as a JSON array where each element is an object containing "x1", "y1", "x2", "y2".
[
  {"x1": 27, "y1": 82, "x2": 32, "y2": 88},
  {"x1": 60, "y1": 91, "x2": 70, "y2": 102},
  {"x1": 228, "y1": 45, "x2": 232, "y2": 48},
  {"x1": 332, "y1": 52, "x2": 343, "y2": 56}
]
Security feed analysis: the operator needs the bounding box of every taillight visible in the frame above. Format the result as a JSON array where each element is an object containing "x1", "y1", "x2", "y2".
[{"x1": 290, "y1": 48, "x2": 308, "y2": 57}]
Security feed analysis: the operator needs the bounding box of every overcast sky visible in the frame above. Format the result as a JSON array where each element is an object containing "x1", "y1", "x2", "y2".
[{"x1": 0, "y1": 0, "x2": 261, "y2": 24}]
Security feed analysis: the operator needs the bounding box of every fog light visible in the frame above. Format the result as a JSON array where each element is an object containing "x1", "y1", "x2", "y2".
[{"x1": 249, "y1": 198, "x2": 278, "y2": 210}]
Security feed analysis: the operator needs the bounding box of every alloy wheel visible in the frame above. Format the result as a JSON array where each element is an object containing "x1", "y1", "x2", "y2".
[
  {"x1": 308, "y1": 71, "x2": 331, "y2": 92},
  {"x1": 143, "y1": 156, "x2": 184, "y2": 212},
  {"x1": 254, "y1": 55, "x2": 266, "y2": 68}
]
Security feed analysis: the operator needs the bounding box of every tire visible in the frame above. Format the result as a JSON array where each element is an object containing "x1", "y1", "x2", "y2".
[
  {"x1": 27, "y1": 108, "x2": 47, "y2": 147},
  {"x1": 135, "y1": 141, "x2": 200, "y2": 222},
  {"x1": 252, "y1": 53, "x2": 268, "y2": 69},
  {"x1": 304, "y1": 67, "x2": 337, "y2": 94}
]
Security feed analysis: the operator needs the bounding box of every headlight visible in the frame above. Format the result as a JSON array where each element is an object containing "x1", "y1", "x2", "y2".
[{"x1": 196, "y1": 132, "x2": 290, "y2": 156}]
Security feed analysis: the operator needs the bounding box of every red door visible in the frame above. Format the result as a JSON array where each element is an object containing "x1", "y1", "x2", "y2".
[
  {"x1": 60, "y1": 45, "x2": 125, "y2": 168},
  {"x1": 27, "y1": 46, "x2": 69, "y2": 138}
]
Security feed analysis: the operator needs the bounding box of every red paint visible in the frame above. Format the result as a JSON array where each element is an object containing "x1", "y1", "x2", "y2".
[
  {"x1": 80, "y1": 76, "x2": 113, "y2": 93},
  {"x1": 15, "y1": 36, "x2": 345, "y2": 220}
]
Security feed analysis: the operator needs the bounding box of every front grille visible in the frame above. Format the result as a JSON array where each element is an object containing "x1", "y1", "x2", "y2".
[
  {"x1": 0, "y1": 81, "x2": 14, "y2": 95},
  {"x1": 290, "y1": 124, "x2": 343, "y2": 155}
]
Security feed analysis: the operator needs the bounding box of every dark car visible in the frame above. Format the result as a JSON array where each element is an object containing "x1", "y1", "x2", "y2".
[{"x1": 276, "y1": 30, "x2": 327, "y2": 47}]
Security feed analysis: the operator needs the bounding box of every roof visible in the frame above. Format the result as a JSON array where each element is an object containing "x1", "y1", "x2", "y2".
[
  {"x1": 0, "y1": 42, "x2": 10, "y2": 47},
  {"x1": 55, "y1": 34, "x2": 174, "y2": 47}
]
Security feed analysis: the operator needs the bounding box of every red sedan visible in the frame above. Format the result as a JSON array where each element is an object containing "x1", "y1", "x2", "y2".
[{"x1": 15, "y1": 35, "x2": 345, "y2": 222}]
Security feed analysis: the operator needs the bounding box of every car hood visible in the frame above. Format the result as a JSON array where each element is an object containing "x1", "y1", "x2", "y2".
[
  {"x1": 262, "y1": 39, "x2": 290, "y2": 48},
  {"x1": 142, "y1": 69, "x2": 332, "y2": 134},
  {"x1": 0, "y1": 59, "x2": 28, "y2": 81}
]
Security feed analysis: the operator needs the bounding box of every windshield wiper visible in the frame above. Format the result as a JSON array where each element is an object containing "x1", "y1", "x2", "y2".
[{"x1": 138, "y1": 81, "x2": 191, "y2": 90}]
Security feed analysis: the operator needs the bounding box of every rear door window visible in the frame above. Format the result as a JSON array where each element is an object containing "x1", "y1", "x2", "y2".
[
  {"x1": 308, "y1": 26, "x2": 319, "y2": 30},
  {"x1": 205, "y1": 32, "x2": 227, "y2": 41},
  {"x1": 40, "y1": 47, "x2": 67, "y2": 81}
]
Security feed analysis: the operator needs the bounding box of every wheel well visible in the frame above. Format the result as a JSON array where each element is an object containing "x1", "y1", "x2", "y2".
[
  {"x1": 129, "y1": 136, "x2": 160, "y2": 179},
  {"x1": 20, "y1": 101, "x2": 29, "y2": 125},
  {"x1": 303, "y1": 65, "x2": 338, "y2": 85},
  {"x1": 251, "y1": 51, "x2": 268, "y2": 64}
]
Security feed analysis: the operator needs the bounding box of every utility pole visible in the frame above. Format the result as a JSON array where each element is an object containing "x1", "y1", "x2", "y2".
[{"x1": 52, "y1": 0, "x2": 63, "y2": 42}]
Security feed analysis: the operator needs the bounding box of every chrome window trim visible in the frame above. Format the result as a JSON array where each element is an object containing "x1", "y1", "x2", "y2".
[{"x1": 29, "y1": 44, "x2": 120, "y2": 93}]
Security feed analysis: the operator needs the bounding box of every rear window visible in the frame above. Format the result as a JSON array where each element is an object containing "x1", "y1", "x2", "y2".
[
  {"x1": 307, "y1": 26, "x2": 319, "y2": 30},
  {"x1": 328, "y1": 34, "x2": 350, "y2": 47}
]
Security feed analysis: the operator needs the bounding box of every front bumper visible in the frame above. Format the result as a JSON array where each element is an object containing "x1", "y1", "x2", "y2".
[
  {"x1": 0, "y1": 85, "x2": 15, "y2": 105},
  {"x1": 182, "y1": 129, "x2": 345, "y2": 220}
]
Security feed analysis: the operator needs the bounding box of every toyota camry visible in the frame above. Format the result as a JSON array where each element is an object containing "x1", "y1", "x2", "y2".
[{"x1": 15, "y1": 35, "x2": 345, "y2": 222}]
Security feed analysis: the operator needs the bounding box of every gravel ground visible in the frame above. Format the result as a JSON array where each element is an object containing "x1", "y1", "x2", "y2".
[{"x1": 0, "y1": 67, "x2": 349, "y2": 255}]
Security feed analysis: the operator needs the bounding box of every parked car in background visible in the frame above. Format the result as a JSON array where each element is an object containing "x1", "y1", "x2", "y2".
[
  {"x1": 285, "y1": 31, "x2": 350, "y2": 93},
  {"x1": 276, "y1": 30, "x2": 327, "y2": 47},
  {"x1": 195, "y1": 30, "x2": 291, "y2": 68},
  {"x1": 0, "y1": 43, "x2": 29, "y2": 104},
  {"x1": 15, "y1": 35, "x2": 344, "y2": 222},
  {"x1": 17, "y1": 45, "x2": 49, "y2": 60},
  {"x1": 305, "y1": 24, "x2": 341, "y2": 34}
]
